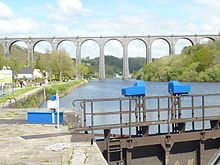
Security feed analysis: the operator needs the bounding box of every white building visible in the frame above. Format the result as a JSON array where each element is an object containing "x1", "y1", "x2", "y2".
[
  {"x1": 17, "y1": 67, "x2": 33, "y2": 80},
  {"x1": 33, "y1": 69, "x2": 43, "y2": 78}
]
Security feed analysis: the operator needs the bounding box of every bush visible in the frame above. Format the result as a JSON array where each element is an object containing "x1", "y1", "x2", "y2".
[{"x1": 44, "y1": 80, "x2": 83, "y2": 99}]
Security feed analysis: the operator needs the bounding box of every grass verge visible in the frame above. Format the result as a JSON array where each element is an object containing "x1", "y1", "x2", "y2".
[
  {"x1": 44, "y1": 80, "x2": 84, "y2": 100},
  {"x1": 0, "y1": 87, "x2": 39, "y2": 103}
]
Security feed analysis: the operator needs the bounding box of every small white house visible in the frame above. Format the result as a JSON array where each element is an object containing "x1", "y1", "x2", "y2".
[
  {"x1": 17, "y1": 67, "x2": 33, "y2": 80},
  {"x1": 115, "y1": 74, "x2": 122, "y2": 78},
  {"x1": 33, "y1": 69, "x2": 43, "y2": 79}
]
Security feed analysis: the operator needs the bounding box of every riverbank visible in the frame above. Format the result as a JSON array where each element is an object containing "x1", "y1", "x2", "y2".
[
  {"x1": 44, "y1": 80, "x2": 86, "y2": 100},
  {"x1": 0, "y1": 80, "x2": 86, "y2": 108},
  {"x1": 0, "y1": 87, "x2": 39, "y2": 103}
]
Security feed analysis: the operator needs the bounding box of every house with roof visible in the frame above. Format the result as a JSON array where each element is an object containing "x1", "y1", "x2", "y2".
[{"x1": 17, "y1": 67, "x2": 33, "y2": 80}]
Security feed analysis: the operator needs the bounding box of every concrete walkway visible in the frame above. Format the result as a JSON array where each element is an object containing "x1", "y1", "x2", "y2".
[{"x1": 0, "y1": 108, "x2": 108, "y2": 165}]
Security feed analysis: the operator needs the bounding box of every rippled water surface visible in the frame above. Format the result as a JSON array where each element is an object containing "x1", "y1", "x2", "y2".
[{"x1": 41, "y1": 79, "x2": 220, "y2": 134}]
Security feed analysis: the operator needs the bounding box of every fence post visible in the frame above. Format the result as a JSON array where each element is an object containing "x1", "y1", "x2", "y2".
[
  {"x1": 158, "y1": 97, "x2": 160, "y2": 133},
  {"x1": 129, "y1": 99, "x2": 132, "y2": 138},
  {"x1": 202, "y1": 96, "x2": 205, "y2": 131},
  {"x1": 192, "y1": 96, "x2": 195, "y2": 130},
  {"x1": 119, "y1": 100, "x2": 123, "y2": 136},
  {"x1": 91, "y1": 101, "x2": 94, "y2": 134},
  {"x1": 168, "y1": 97, "x2": 170, "y2": 134}
]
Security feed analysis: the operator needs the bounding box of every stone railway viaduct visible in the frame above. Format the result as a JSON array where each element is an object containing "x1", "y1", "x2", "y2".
[{"x1": 0, "y1": 34, "x2": 219, "y2": 80}]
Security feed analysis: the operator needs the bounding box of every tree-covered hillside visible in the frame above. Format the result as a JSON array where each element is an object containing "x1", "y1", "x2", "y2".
[
  {"x1": 0, "y1": 44, "x2": 29, "y2": 73},
  {"x1": 82, "y1": 55, "x2": 145, "y2": 78},
  {"x1": 134, "y1": 40, "x2": 220, "y2": 82},
  {"x1": 0, "y1": 44, "x2": 43, "y2": 74}
]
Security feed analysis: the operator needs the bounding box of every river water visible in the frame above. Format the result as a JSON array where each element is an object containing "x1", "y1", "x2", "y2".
[{"x1": 41, "y1": 79, "x2": 220, "y2": 134}]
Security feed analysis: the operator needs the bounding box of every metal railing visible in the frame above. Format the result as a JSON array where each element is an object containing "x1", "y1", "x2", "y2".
[
  {"x1": 2, "y1": 97, "x2": 17, "y2": 108},
  {"x1": 72, "y1": 93, "x2": 220, "y2": 137}
]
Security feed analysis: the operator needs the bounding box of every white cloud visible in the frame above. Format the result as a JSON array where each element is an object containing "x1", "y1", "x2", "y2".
[
  {"x1": 0, "y1": 2, "x2": 14, "y2": 19},
  {"x1": 41, "y1": 1, "x2": 220, "y2": 38},
  {"x1": 81, "y1": 40, "x2": 99, "y2": 58},
  {"x1": 193, "y1": 0, "x2": 220, "y2": 5},
  {"x1": 34, "y1": 41, "x2": 52, "y2": 53},
  {"x1": 185, "y1": 1, "x2": 220, "y2": 34},
  {"x1": 46, "y1": 0, "x2": 89, "y2": 22},
  {"x1": 128, "y1": 41, "x2": 146, "y2": 58},
  {"x1": 105, "y1": 41, "x2": 123, "y2": 58},
  {"x1": 58, "y1": 41, "x2": 76, "y2": 58},
  {"x1": 58, "y1": 0, "x2": 82, "y2": 16},
  {"x1": 0, "y1": 18, "x2": 38, "y2": 34},
  {"x1": 0, "y1": 2, "x2": 38, "y2": 35}
]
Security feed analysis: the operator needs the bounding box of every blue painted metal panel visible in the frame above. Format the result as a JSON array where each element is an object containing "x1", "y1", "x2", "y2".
[
  {"x1": 50, "y1": 96, "x2": 56, "y2": 101},
  {"x1": 134, "y1": 81, "x2": 145, "y2": 87},
  {"x1": 122, "y1": 86, "x2": 145, "y2": 96},
  {"x1": 27, "y1": 111, "x2": 63, "y2": 124},
  {"x1": 168, "y1": 81, "x2": 179, "y2": 93},
  {"x1": 172, "y1": 85, "x2": 191, "y2": 94},
  {"x1": 122, "y1": 81, "x2": 146, "y2": 96},
  {"x1": 168, "y1": 81, "x2": 191, "y2": 94}
]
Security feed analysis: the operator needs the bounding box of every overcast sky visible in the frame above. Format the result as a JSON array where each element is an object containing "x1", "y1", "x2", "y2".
[{"x1": 0, "y1": 0, "x2": 220, "y2": 58}]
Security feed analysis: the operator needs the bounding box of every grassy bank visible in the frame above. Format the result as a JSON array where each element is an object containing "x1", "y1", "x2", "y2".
[
  {"x1": 0, "y1": 80, "x2": 85, "y2": 107},
  {"x1": 0, "y1": 87, "x2": 39, "y2": 103},
  {"x1": 44, "y1": 80, "x2": 84, "y2": 100}
]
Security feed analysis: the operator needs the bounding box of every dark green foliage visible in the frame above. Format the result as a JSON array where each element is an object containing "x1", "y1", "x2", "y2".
[
  {"x1": 134, "y1": 40, "x2": 220, "y2": 82},
  {"x1": 105, "y1": 55, "x2": 123, "y2": 77},
  {"x1": 81, "y1": 55, "x2": 145, "y2": 78},
  {"x1": 129, "y1": 57, "x2": 145, "y2": 74}
]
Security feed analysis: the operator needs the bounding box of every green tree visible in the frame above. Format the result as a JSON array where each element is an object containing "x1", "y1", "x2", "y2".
[
  {"x1": 50, "y1": 49, "x2": 75, "y2": 81},
  {"x1": 35, "y1": 53, "x2": 52, "y2": 76},
  {"x1": 129, "y1": 57, "x2": 145, "y2": 74},
  {"x1": 0, "y1": 54, "x2": 5, "y2": 69},
  {"x1": 134, "y1": 39, "x2": 220, "y2": 82},
  {"x1": 77, "y1": 63, "x2": 90, "y2": 79}
]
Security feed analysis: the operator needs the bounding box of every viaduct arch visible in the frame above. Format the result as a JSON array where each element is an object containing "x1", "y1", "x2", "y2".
[{"x1": 0, "y1": 34, "x2": 219, "y2": 80}]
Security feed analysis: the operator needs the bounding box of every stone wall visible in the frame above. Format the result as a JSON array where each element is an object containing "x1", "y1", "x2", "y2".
[{"x1": 0, "y1": 87, "x2": 45, "y2": 108}]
